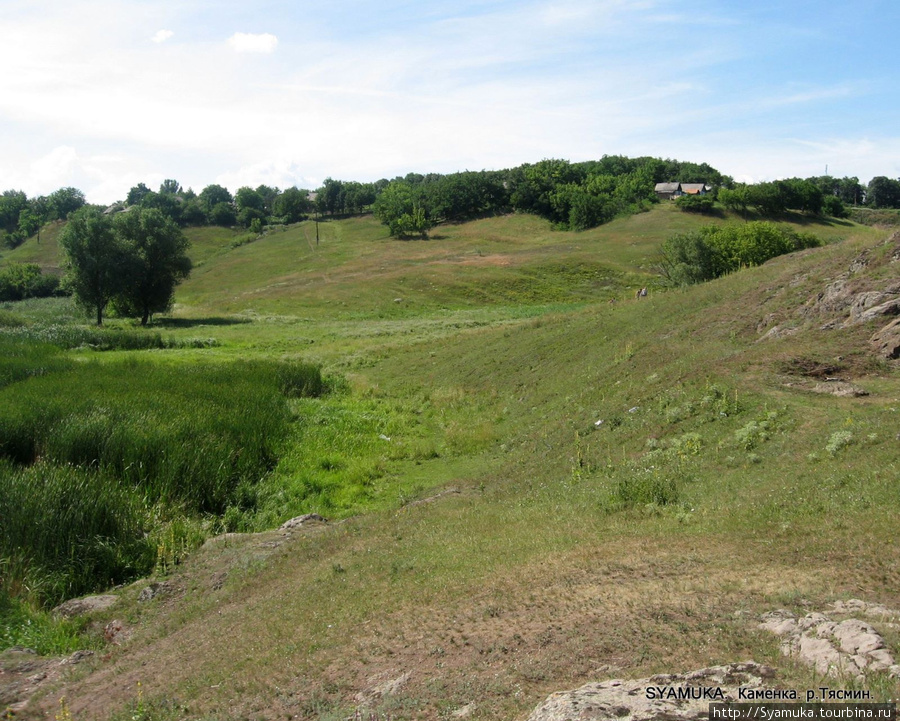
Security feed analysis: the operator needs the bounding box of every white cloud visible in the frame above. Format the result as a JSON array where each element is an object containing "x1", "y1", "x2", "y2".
[
  {"x1": 214, "y1": 159, "x2": 316, "y2": 193},
  {"x1": 151, "y1": 29, "x2": 174, "y2": 43},
  {"x1": 227, "y1": 32, "x2": 278, "y2": 54}
]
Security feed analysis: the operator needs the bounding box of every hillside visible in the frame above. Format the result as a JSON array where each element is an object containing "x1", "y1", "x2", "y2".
[{"x1": 3, "y1": 206, "x2": 900, "y2": 720}]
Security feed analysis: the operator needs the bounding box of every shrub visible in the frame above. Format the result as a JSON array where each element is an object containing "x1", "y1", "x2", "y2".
[
  {"x1": 0, "y1": 263, "x2": 61, "y2": 301},
  {"x1": 659, "y1": 222, "x2": 821, "y2": 286},
  {"x1": 675, "y1": 194, "x2": 715, "y2": 214},
  {"x1": 614, "y1": 466, "x2": 680, "y2": 507},
  {"x1": 822, "y1": 195, "x2": 848, "y2": 218},
  {"x1": 826, "y1": 430, "x2": 854, "y2": 457}
]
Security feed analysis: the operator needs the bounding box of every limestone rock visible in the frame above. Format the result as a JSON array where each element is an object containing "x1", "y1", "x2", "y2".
[
  {"x1": 52, "y1": 594, "x2": 118, "y2": 618},
  {"x1": 848, "y1": 292, "x2": 900, "y2": 324},
  {"x1": 811, "y1": 382, "x2": 869, "y2": 397},
  {"x1": 525, "y1": 662, "x2": 774, "y2": 721},
  {"x1": 280, "y1": 513, "x2": 328, "y2": 531},
  {"x1": 758, "y1": 604, "x2": 896, "y2": 679},
  {"x1": 848, "y1": 298, "x2": 900, "y2": 326},
  {"x1": 355, "y1": 671, "x2": 411, "y2": 706},
  {"x1": 138, "y1": 581, "x2": 174, "y2": 603},
  {"x1": 872, "y1": 318, "x2": 900, "y2": 359},
  {"x1": 103, "y1": 619, "x2": 129, "y2": 645},
  {"x1": 757, "y1": 325, "x2": 799, "y2": 342}
]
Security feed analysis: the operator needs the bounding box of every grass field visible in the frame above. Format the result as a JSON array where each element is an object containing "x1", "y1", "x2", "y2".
[{"x1": 2, "y1": 205, "x2": 899, "y2": 720}]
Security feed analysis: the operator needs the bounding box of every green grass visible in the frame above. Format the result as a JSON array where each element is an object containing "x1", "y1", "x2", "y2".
[{"x1": 4, "y1": 205, "x2": 899, "y2": 719}]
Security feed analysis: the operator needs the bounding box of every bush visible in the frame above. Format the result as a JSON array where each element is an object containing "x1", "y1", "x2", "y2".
[
  {"x1": 659, "y1": 222, "x2": 821, "y2": 286},
  {"x1": 675, "y1": 194, "x2": 715, "y2": 214},
  {"x1": 0, "y1": 264, "x2": 61, "y2": 301},
  {"x1": 822, "y1": 195, "x2": 848, "y2": 218},
  {"x1": 614, "y1": 466, "x2": 680, "y2": 507}
]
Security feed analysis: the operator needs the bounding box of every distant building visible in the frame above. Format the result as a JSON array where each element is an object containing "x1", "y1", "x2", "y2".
[
  {"x1": 654, "y1": 182, "x2": 682, "y2": 200},
  {"x1": 654, "y1": 182, "x2": 711, "y2": 200}
]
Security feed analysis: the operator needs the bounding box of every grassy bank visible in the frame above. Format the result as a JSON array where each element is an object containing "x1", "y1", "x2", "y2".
[{"x1": 1, "y1": 206, "x2": 898, "y2": 719}]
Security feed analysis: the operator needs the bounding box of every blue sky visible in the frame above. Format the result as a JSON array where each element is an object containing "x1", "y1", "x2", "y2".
[{"x1": 1, "y1": 0, "x2": 898, "y2": 204}]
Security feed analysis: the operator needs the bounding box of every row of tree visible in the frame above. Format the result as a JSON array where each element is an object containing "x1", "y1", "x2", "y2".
[
  {"x1": 3, "y1": 164, "x2": 899, "y2": 250},
  {"x1": 60, "y1": 207, "x2": 191, "y2": 326},
  {"x1": 118, "y1": 181, "x2": 316, "y2": 230},
  {"x1": 0, "y1": 187, "x2": 86, "y2": 248},
  {"x1": 376, "y1": 157, "x2": 733, "y2": 236}
]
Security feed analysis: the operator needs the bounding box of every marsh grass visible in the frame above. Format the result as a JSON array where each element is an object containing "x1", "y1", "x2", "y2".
[
  {"x1": 0, "y1": 461, "x2": 152, "y2": 604},
  {"x1": 0, "y1": 590, "x2": 91, "y2": 655},
  {"x1": 0, "y1": 346, "x2": 326, "y2": 608}
]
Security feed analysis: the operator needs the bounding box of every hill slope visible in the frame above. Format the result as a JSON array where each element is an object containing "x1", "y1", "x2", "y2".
[{"x1": 6, "y1": 208, "x2": 900, "y2": 720}]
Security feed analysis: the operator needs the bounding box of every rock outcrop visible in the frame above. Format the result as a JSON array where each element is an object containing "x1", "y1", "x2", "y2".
[
  {"x1": 525, "y1": 662, "x2": 775, "y2": 721},
  {"x1": 52, "y1": 594, "x2": 118, "y2": 618},
  {"x1": 758, "y1": 601, "x2": 900, "y2": 680},
  {"x1": 872, "y1": 318, "x2": 900, "y2": 359}
]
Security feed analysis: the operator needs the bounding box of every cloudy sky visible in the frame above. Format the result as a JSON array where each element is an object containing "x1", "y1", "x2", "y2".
[{"x1": 1, "y1": 0, "x2": 898, "y2": 204}]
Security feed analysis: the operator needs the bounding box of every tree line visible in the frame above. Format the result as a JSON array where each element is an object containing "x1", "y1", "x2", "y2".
[
  {"x1": 4, "y1": 164, "x2": 898, "y2": 248},
  {"x1": 0, "y1": 187, "x2": 86, "y2": 248},
  {"x1": 372, "y1": 157, "x2": 731, "y2": 237}
]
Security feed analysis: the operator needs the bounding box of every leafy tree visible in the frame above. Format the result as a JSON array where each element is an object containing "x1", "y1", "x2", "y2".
[
  {"x1": 745, "y1": 182, "x2": 786, "y2": 216},
  {"x1": 272, "y1": 187, "x2": 311, "y2": 223},
  {"x1": 113, "y1": 207, "x2": 191, "y2": 326},
  {"x1": 237, "y1": 206, "x2": 266, "y2": 229},
  {"x1": 779, "y1": 178, "x2": 823, "y2": 214},
  {"x1": 0, "y1": 190, "x2": 28, "y2": 234},
  {"x1": 373, "y1": 181, "x2": 432, "y2": 238},
  {"x1": 140, "y1": 191, "x2": 182, "y2": 225},
  {"x1": 317, "y1": 178, "x2": 344, "y2": 215},
  {"x1": 17, "y1": 207, "x2": 41, "y2": 237},
  {"x1": 255, "y1": 185, "x2": 279, "y2": 215},
  {"x1": 834, "y1": 177, "x2": 863, "y2": 205},
  {"x1": 199, "y1": 184, "x2": 233, "y2": 213},
  {"x1": 59, "y1": 208, "x2": 123, "y2": 325},
  {"x1": 159, "y1": 178, "x2": 182, "y2": 195},
  {"x1": 209, "y1": 201, "x2": 237, "y2": 227},
  {"x1": 659, "y1": 222, "x2": 819, "y2": 286},
  {"x1": 822, "y1": 195, "x2": 847, "y2": 218},
  {"x1": 48, "y1": 187, "x2": 86, "y2": 220},
  {"x1": 718, "y1": 186, "x2": 750, "y2": 216},
  {"x1": 866, "y1": 177, "x2": 900, "y2": 209},
  {"x1": 675, "y1": 194, "x2": 716, "y2": 214},
  {"x1": 180, "y1": 198, "x2": 208, "y2": 226},
  {"x1": 235, "y1": 186, "x2": 265, "y2": 212},
  {"x1": 126, "y1": 183, "x2": 152, "y2": 206}
]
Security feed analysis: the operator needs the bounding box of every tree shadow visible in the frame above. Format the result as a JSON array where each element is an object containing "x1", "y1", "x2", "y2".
[
  {"x1": 781, "y1": 211, "x2": 854, "y2": 228},
  {"x1": 154, "y1": 317, "x2": 252, "y2": 328}
]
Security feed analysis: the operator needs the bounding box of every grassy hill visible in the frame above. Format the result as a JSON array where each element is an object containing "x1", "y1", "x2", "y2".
[{"x1": 3, "y1": 206, "x2": 899, "y2": 720}]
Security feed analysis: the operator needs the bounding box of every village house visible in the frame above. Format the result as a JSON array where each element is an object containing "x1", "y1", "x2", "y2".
[{"x1": 654, "y1": 182, "x2": 712, "y2": 200}]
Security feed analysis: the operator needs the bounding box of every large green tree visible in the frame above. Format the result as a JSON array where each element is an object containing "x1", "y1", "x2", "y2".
[
  {"x1": 373, "y1": 181, "x2": 432, "y2": 238},
  {"x1": 114, "y1": 207, "x2": 192, "y2": 326},
  {"x1": 199, "y1": 184, "x2": 233, "y2": 213},
  {"x1": 866, "y1": 177, "x2": 900, "y2": 209},
  {"x1": 48, "y1": 187, "x2": 86, "y2": 220},
  {"x1": 272, "y1": 187, "x2": 311, "y2": 223},
  {"x1": 59, "y1": 208, "x2": 123, "y2": 325}
]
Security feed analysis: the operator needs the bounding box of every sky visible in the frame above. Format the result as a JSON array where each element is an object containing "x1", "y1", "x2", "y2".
[{"x1": 1, "y1": 0, "x2": 899, "y2": 205}]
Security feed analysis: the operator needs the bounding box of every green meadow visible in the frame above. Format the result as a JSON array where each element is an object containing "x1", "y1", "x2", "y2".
[{"x1": 2, "y1": 204, "x2": 899, "y2": 719}]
